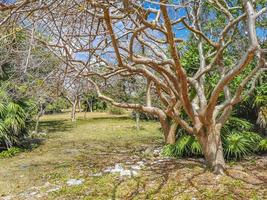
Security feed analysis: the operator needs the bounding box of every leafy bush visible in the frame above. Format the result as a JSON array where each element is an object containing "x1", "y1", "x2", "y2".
[
  {"x1": 162, "y1": 117, "x2": 267, "y2": 160},
  {"x1": 0, "y1": 147, "x2": 23, "y2": 158},
  {"x1": 258, "y1": 139, "x2": 267, "y2": 151},
  {"x1": 0, "y1": 87, "x2": 32, "y2": 148},
  {"x1": 109, "y1": 106, "x2": 125, "y2": 115},
  {"x1": 223, "y1": 132, "x2": 261, "y2": 160},
  {"x1": 162, "y1": 134, "x2": 202, "y2": 158},
  {"x1": 44, "y1": 98, "x2": 69, "y2": 114}
]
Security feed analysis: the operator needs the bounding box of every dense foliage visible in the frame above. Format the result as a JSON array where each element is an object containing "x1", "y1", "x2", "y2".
[
  {"x1": 0, "y1": 85, "x2": 33, "y2": 149},
  {"x1": 162, "y1": 117, "x2": 267, "y2": 160}
]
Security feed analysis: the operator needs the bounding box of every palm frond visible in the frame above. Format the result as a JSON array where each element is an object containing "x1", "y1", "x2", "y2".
[{"x1": 258, "y1": 139, "x2": 267, "y2": 151}]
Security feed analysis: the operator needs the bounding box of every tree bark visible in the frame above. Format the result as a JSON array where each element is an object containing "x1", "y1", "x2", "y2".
[
  {"x1": 71, "y1": 101, "x2": 77, "y2": 121},
  {"x1": 136, "y1": 111, "x2": 140, "y2": 131},
  {"x1": 198, "y1": 124, "x2": 225, "y2": 174},
  {"x1": 146, "y1": 79, "x2": 152, "y2": 107},
  {"x1": 160, "y1": 117, "x2": 178, "y2": 144},
  {"x1": 89, "y1": 99, "x2": 93, "y2": 112}
]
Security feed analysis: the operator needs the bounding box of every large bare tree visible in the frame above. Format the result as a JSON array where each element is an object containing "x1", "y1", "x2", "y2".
[{"x1": 1, "y1": 0, "x2": 267, "y2": 173}]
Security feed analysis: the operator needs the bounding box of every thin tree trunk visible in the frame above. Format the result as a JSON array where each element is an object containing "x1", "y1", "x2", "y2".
[
  {"x1": 198, "y1": 124, "x2": 225, "y2": 174},
  {"x1": 136, "y1": 112, "x2": 140, "y2": 131},
  {"x1": 84, "y1": 104, "x2": 87, "y2": 119},
  {"x1": 71, "y1": 101, "x2": 77, "y2": 121},
  {"x1": 88, "y1": 100, "x2": 93, "y2": 112},
  {"x1": 91, "y1": 99, "x2": 93, "y2": 112},
  {"x1": 35, "y1": 105, "x2": 44, "y2": 134},
  {"x1": 146, "y1": 80, "x2": 152, "y2": 107}
]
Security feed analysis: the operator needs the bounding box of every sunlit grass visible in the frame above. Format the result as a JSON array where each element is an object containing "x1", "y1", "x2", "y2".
[{"x1": 0, "y1": 112, "x2": 265, "y2": 199}]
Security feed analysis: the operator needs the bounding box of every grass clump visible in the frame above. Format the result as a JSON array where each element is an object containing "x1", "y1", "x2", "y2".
[
  {"x1": 162, "y1": 117, "x2": 267, "y2": 160},
  {"x1": 0, "y1": 147, "x2": 23, "y2": 158}
]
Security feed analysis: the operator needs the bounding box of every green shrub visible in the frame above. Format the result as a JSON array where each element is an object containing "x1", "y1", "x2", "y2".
[
  {"x1": 45, "y1": 98, "x2": 69, "y2": 114},
  {"x1": 162, "y1": 133, "x2": 202, "y2": 158},
  {"x1": 0, "y1": 88, "x2": 31, "y2": 148},
  {"x1": 258, "y1": 139, "x2": 267, "y2": 151},
  {"x1": 162, "y1": 117, "x2": 266, "y2": 160},
  {"x1": 108, "y1": 106, "x2": 125, "y2": 115},
  {"x1": 224, "y1": 133, "x2": 255, "y2": 160},
  {"x1": 0, "y1": 147, "x2": 23, "y2": 158}
]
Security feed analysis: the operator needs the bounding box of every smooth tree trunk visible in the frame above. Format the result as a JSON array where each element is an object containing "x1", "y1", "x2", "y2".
[
  {"x1": 71, "y1": 101, "x2": 77, "y2": 121},
  {"x1": 160, "y1": 117, "x2": 178, "y2": 144},
  {"x1": 89, "y1": 99, "x2": 93, "y2": 112},
  {"x1": 146, "y1": 80, "x2": 152, "y2": 107},
  {"x1": 198, "y1": 124, "x2": 225, "y2": 174},
  {"x1": 136, "y1": 112, "x2": 140, "y2": 131}
]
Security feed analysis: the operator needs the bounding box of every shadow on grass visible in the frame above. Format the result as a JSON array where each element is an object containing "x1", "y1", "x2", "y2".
[
  {"x1": 109, "y1": 157, "x2": 206, "y2": 200},
  {"x1": 80, "y1": 116, "x2": 130, "y2": 123},
  {"x1": 19, "y1": 137, "x2": 45, "y2": 150},
  {"x1": 38, "y1": 120, "x2": 74, "y2": 133},
  {"x1": 39, "y1": 115, "x2": 131, "y2": 134}
]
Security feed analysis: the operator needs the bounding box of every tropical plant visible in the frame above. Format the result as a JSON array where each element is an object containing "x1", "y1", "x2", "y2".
[
  {"x1": 0, "y1": 147, "x2": 23, "y2": 158},
  {"x1": 0, "y1": 87, "x2": 31, "y2": 149},
  {"x1": 162, "y1": 117, "x2": 266, "y2": 160},
  {"x1": 44, "y1": 97, "x2": 69, "y2": 114},
  {"x1": 258, "y1": 139, "x2": 267, "y2": 152}
]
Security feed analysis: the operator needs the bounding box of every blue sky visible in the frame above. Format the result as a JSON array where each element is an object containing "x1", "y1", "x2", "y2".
[{"x1": 143, "y1": 0, "x2": 190, "y2": 40}]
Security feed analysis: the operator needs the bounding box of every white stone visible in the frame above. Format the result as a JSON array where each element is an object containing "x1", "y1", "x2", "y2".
[
  {"x1": 137, "y1": 161, "x2": 145, "y2": 166},
  {"x1": 66, "y1": 179, "x2": 84, "y2": 186},
  {"x1": 90, "y1": 172, "x2": 102, "y2": 177},
  {"x1": 103, "y1": 163, "x2": 139, "y2": 177},
  {"x1": 131, "y1": 165, "x2": 141, "y2": 170},
  {"x1": 47, "y1": 186, "x2": 61, "y2": 193}
]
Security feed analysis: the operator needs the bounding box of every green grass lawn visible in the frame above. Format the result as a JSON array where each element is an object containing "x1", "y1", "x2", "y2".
[{"x1": 0, "y1": 112, "x2": 266, "y2": 200}]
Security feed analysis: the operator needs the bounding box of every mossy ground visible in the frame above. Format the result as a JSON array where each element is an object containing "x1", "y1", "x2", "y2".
[{"x1": 0, "y1": 112, "x2": 266, "y2": 200}]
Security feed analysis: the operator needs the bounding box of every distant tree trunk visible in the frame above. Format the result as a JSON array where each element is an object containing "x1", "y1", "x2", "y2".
[
  {"x1": 71, "y1": 100, "x2": 77, "y2": 121},
  {"x1": 197, "y1": 124, "x2": 225, "y2": 174},
  {"x1": 35, "y1": 105, "x2": 43, "y2": 134},
  {"x1": 136, "y1": 111, "x2": 140, "y2": 131},
  {"x1": 78, "y1": 97, "x2": 81, "y2": 112},
  {"x1": 89, "y1": 99, "x2": 93, "y2": 112},
  {"x1": 84, "y1": 102, "x2": 87, "y2": 119},
  {"x1": 159, "y1": 116, "x2": 178, "y2": 144},
  {"x1": 146, "y1": 80, "x2": 152, "y2": 107}
]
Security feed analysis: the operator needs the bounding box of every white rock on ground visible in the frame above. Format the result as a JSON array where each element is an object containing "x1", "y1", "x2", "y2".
[
  {"x1": 103, "y1": 163, "x2": 138, "y2": 177},
  {"x1": 89, "y1": 172, "x2": 103, "y2": 177},
  {"x1": 47, "y1": 186, "x2": 61, "y2": 193},
  {"x1": 131, "y1": 165, "x2": 141, "y2": 170},
  {"x1": 66, "y1": 179, "x2": 84, "y2": 186}
]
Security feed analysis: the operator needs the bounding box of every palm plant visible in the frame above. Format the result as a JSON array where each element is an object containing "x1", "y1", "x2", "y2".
[
  {"x1": 162, "y1": 129, "x2": 202, "y2": 158},
  {"x1": 162, "y1": 117, "x2": 266, "y2": 160},
  {"x1": 258, "y1": 139, "x2": 267, "y2": 152},
  {"x1": 0, "y1": 87, "x2": 29, "y2": 149}
]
